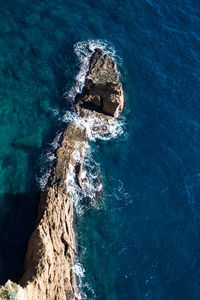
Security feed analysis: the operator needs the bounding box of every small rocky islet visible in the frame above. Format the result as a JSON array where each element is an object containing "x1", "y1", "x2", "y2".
[{"x1": 0, "y1": 48, "x2": 124, "y2": 300}]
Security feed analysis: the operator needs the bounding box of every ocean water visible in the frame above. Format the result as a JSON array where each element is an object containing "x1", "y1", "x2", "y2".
[{"x1": 0, "y1": 0, "x2": 200, "y2": 299}]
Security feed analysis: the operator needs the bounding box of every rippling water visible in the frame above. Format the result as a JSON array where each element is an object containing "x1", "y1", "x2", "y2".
[{"x1": 0, "y1": 0, "x2": 200, "y2": 299}]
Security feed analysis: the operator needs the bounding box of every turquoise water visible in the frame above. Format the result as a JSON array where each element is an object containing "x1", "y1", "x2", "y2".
[{"x1": 1, "y1": 0, "x2": 200, "y2": 299}]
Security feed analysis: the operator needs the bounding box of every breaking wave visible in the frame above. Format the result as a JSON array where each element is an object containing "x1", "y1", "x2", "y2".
[
  {"x1": 63, "y1": 110, "x2": 125, "y2": 142},
  {"x1": 36, "y1": 132, "x2": 62, "y2": 189},
  {"x1": 72, "y1": 260, "x2": 95, "y2": 300},
  {"x1": 66, "y1": 145, "x2": 103, "y2": 216}
]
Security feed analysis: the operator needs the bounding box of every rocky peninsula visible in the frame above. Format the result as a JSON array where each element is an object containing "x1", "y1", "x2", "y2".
[{"x1": 0, "y1": 48, "x2": 124, "y2": 300}]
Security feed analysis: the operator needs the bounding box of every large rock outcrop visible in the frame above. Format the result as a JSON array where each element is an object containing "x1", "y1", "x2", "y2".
[
  {"x1": 0, "y1": 47, "x2": 125, "y2": 300},
  {"x1": 76, "y1": 48, "x2": 124, "y2": 118}
]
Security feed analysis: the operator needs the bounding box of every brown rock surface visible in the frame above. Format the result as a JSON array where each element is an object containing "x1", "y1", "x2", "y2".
[
  {"x1": 0, "y1": 123, "x2": 87, "y2": 300},
  {"x1": 19, "y1": 123, "x2": 87, "y2": 300},
  {"x1": 76, "y1": 48, "x2": 124, "y2": 118}
]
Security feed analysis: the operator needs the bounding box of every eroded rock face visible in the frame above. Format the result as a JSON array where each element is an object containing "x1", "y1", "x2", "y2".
[
  {"x1": 9, "y1": 123, "x2": 87, "y2": 300},
  {"x1": 76, "y1": 48, "x2": 124, "y2": 118}
]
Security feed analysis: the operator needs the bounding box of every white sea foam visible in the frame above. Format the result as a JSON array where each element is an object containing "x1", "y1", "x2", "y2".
[
  {"x1": 50, "y1": 131, "x2": 62, "y2": 149},
  {"x1": 72, "y1": 262, "x2": 85, "y2": 300},
  {"x1": 65, "y1": 145, "x2": 102, "y2": 216},
  {"x1": 72, "y1": 260, "x2": 95, "y2": 300},
  {"x1": 72, "y1": 262, "x2": 85, "y2": 278},
  {"x1": 37, "y1": 169, "x2": 52, "y2": 190},
  {"x1": 63, "y1": 110, "x2": 125, "y2": 142},
  {"x1": 72, "y1": 149, "x2": 81, "y2": 162},
  {"x1": 37, "y1": 132, "x2": 62, "y2": 189}
]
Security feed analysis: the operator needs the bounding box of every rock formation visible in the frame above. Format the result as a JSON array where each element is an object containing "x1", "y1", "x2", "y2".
[
  {"x1": 76, "y1": 48, "x2": 124, "y2": 118},
  {"x1": 0, "y1": 48, "x2": 124, "y2": 300},
  {"x1": 0, "y1": 124, "x2": 87, "y2": 300},
  {"x1": 19, "y1": 124, "x2": 87, "y2": 300}
]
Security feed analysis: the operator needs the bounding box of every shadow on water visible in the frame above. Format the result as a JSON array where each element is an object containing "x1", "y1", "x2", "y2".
[
  {"x1": 0, "y1": 126, "x2": 64, "y2": 285},
  {"x1": 0, "y1": 191, "x2": 39, "y2": 285}
]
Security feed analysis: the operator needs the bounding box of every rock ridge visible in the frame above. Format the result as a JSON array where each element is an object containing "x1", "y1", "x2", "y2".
[
  {"x1": 18, "y1": 123, "x2": 88, "y2": 300},
  {"x1": 0, "y1": 47, "x2": 124, "y2": 300}
]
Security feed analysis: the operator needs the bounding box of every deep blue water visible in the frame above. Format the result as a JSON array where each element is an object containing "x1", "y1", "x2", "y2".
[{"x1": 1, "y1": 0, "x2": 200, "y2": 299}]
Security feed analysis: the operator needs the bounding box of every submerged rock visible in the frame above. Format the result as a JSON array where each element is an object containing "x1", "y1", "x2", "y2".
[{"x1": 76, "y1": 48, "x2": 124, "y2": 118}]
